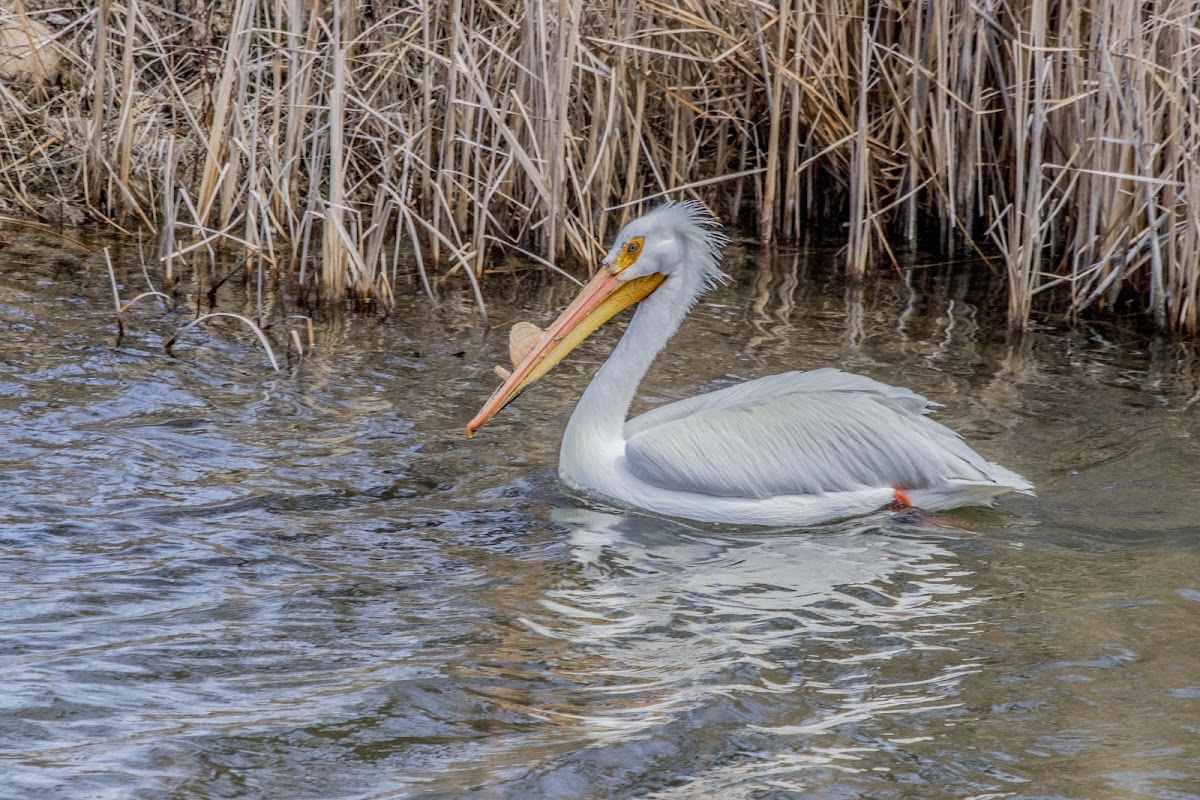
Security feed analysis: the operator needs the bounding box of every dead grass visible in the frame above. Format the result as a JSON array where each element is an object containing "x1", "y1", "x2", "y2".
[{"x1": 1, "y1": 0, "x2": 1198, "y2": 332}]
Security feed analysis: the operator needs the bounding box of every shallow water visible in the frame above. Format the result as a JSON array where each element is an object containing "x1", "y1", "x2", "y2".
[{"x1": 2, "y1": 233, "x2": 1199, "y2": 799}]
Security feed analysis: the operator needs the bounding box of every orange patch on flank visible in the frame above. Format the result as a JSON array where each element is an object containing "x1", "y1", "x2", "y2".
[{"x1": 890, "y1": 487, "x2": 913, "y2": 509}]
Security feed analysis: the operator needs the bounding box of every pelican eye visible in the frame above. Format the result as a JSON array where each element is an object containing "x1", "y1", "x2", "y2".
[{"x1": 613, "y1": 236, "x2": 646, "y2": 273}]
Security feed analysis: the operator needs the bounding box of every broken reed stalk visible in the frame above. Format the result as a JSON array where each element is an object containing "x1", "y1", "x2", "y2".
[
  {"x1": 164, "y1": 312, "x2": 281, "y2": 371},
  {"x1": 2, "y1": 0, "x2": 1200, "y2": 332},
  {"x1": 103, "y1": 246, "x2": 123, "y2": 339}
]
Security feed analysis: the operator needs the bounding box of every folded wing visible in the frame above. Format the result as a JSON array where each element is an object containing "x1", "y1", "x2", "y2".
[{"x1": 624, "y1": 368, "x2": 1029, "y2": 499}]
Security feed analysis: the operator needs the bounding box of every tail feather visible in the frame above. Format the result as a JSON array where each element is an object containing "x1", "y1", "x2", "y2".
[{"x1": 909, "y1": 476, "x2": 1033, "y2": 511}]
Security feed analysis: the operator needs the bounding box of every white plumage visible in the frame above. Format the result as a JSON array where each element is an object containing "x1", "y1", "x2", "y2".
[
  {"x1": 624, "y1": 369, "x2": 1026, "y2": 499},
  {"x1": 469, "y1": 201, "x2": 1031, "y2": 526}
]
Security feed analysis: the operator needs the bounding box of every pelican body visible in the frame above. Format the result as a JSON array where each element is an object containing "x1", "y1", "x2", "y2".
[{"x1": 467, "y1": 202, "x2": 1030, "y2": 526}]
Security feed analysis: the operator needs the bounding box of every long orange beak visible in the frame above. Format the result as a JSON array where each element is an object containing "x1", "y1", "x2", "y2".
[{"x1": 466, "y1": 267, "x2": 666, "y2": 436}]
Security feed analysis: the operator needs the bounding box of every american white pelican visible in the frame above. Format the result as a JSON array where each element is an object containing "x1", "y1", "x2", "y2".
[{"x1": 467, "y1": 202, "x2": 1031, "y2": 526}]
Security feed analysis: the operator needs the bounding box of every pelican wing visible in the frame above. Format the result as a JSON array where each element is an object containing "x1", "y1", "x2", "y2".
[
  {"x1": 624, "y1": 369, "x2": 1028, "y2": 499},
  {"x1": 625, "y1": 368, "x2": 931, "y2": 438}
]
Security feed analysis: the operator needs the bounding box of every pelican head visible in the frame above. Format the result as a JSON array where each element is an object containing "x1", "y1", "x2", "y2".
[
  {"x1": 466, "y1": 201, "x2": 728, "y2": 436},
  {"x1": 599, "y1": 201, "x2": 729, "y2": 288}
]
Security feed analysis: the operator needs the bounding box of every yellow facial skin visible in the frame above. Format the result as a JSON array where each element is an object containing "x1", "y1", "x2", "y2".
[{"x1": 611, "y1": 236, "x2": 645, "y2": 274}]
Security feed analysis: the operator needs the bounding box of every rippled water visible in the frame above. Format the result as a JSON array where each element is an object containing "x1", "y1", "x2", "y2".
[{"x1": 3, "y1": 232, "x2": 1199, "y2": 799}]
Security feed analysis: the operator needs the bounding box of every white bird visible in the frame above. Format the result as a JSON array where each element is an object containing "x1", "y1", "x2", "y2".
[{"x1": 467, "y1": 201, "x2": 1031, "y2": 526}]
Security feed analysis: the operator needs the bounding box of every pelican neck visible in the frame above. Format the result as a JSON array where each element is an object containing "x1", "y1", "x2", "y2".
[{"x1": 563, "y1": 274, "x2": 696, "y2": 446}]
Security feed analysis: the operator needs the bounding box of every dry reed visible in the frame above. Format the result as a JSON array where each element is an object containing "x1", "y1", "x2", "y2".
[{"x1": 1, "y1": 0, "x2": 1198, "y2": 332}]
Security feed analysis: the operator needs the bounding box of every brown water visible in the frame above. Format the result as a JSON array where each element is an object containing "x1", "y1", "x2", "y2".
[{"x1": 2, "y1": 232, "x2": 1199, "y2": 799}]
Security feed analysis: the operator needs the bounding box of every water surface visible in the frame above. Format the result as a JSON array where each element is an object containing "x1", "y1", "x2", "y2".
[{"x1": 2, "y1": 233, "x2": 1199, "y2": 798}]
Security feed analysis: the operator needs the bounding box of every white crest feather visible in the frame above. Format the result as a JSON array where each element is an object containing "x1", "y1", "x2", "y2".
[{"x1": 614, "y1": 200, "x2": 730, "y2": 293}]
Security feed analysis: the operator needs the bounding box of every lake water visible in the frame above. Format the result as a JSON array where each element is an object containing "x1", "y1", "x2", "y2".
[{"x1": 2, "y1": 232, "x2": 1199, "y2": 799}]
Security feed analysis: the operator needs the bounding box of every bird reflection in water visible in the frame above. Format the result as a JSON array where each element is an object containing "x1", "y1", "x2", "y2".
[{"x1": 512, "y1": 505, "x2": 984, "y2": 755}]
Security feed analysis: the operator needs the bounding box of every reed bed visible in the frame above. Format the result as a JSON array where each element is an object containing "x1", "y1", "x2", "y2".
[{"x1": 1, "y1": 0, "x2": 1198, "y2": 332}]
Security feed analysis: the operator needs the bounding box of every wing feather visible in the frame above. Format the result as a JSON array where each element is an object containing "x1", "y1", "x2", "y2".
[
  {"x1": 625, "y1": 368, "x2": 932, "y2": 438},
  {"x1": 624, "y1": 369, "x2": 1027, "y2": 499}
]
